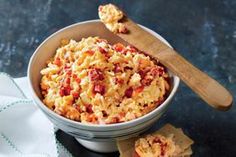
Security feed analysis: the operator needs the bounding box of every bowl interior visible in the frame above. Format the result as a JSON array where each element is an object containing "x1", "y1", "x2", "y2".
[
  {"x1": 28, "y1": 20, "x2": 179, "y2": 129},
  {"x1": 29, "y1": 21, "x2": 130, "y2": 100}
]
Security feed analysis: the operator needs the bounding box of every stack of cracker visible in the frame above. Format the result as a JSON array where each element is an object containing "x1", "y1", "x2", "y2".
[{"x1": 117, "y1": 124, "x2": 194, "y2": 157}]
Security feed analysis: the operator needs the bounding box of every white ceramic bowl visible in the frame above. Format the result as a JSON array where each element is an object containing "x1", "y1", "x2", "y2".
[{"x1": 28, "y1": 20, "x2": 180, "y2": 153}]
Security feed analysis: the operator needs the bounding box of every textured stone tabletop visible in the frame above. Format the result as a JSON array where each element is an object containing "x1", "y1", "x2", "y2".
[{"x1": 0, "y1": 0, "x2": 235, "y2": 156}]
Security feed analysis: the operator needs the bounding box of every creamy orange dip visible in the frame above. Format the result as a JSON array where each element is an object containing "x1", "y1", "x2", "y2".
[
  {"x1": 40, "y1": 37, "x2": 170, "y2": 124},
  {"x1": 98, "y1": 4, "x2": 127, "y2": 33},
  {"x1": 134, "y1": 134, "x2": 180, "y2": 157}
]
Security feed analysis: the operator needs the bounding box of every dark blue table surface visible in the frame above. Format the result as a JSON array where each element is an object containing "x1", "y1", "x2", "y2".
[{"x1": 0, "y1": 0, "x2": 235, "y2": 156}]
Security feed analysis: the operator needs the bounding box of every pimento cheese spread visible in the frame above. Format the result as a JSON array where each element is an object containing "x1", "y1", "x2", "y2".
[
  {"x1": 40, "y1": 37, "x2": 170, "y2": 124},
  {"x1": 134, "y1": 134, "x2": 181, "y2": 157},
  {"x1": 98, "y1": 4, "x2": 127, "y2": 33}
]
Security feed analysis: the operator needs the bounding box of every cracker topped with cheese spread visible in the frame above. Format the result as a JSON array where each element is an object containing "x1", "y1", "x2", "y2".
[{"x1": 118, "y1": 124, "x2": 194, "y2": 157}]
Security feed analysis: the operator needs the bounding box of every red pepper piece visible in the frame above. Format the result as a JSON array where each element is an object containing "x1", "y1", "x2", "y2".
[
  {"x1": 115, "y1": 78, "x2": 124, "y2": 84},
  {"x1": 85, "y1": 50, "x2": 95, "y2": 56},
  {"x1": 150, "y1": 66, "x2": 164, "y2": 77},
  {"x1": 72, "y1": 91, "x2": 79, "y2": 99},
  {"x1": 138, "y1": 70, "x2": 147, "y2": 79},
  {"x1": 85, "y1": 104, "x2": 93, "y2": 114},
  {"x1": 135, "y1": 86, "x2": 144, "y2": 93},
  {"x1": 76, "y1": 78, "x2": 81, "y2": 83},
  {"x1": 65, "y1": 77, "x2": 70, "y2": 84},
  {"x1": 59, "y1": 86, "x2": 71, "y2": 96},
  {"x1": 89, "y1": 68, "x2": 104, "y2": 81},
  {"x1": 154, "y1": 137, "x2": 162, "y2": 144},
  {"x1": 59, "y1": 87, "x2": 65, "y2": 97},
  {"x1": 113, "y1": 43, "x2": 125, "y2": 52},
  {"x1": 125, "y1": 87, "x2": 133, "y2": 98},
  {"x1": 141, "y1": 77, "x2": 152, "y2": 86},
  {"x1": 66, "y1": 69, "x2": 72, "y2": 75},
  {"x1": 160, "y1": 142, "x2": 167, "y2": 156},
  {"x1": 72, "y1": 74, "x2": 77, "y2": 79},
  {"x1": 64, "y1": 86, "x2": 71, "y2": 96},
  {"x1": 54, "y1": 57, "x2": 61, "y2": 66},
  {"x1": 99, "y1": 47, "x2": 107, "y2": 54},
  {"x1": 93, "y1": 84, "x2": 105, "y2": 95},
  {"x1": 114, "y1": 64, "x2": 122, "y2": 73}
]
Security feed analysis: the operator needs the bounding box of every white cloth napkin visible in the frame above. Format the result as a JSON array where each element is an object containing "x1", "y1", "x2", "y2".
[{"x1": 0, "y1": 73, "x2": 72, "y2": 157}]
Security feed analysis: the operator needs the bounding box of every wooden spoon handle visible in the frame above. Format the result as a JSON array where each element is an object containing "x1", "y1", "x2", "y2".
[
  {"x1": 111, "y1": 16, "x2": 233, "y2": 110},
  {"x1": 157, "y1": 48, "x2": 233, "y2": 110}
]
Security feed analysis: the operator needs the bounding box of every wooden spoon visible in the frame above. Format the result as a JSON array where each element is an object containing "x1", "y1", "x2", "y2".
[{"x1": 106, "y1": 17, "x2": 233, "y2": 110}]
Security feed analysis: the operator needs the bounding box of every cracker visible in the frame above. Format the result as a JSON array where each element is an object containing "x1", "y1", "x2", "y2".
[
  {"x1": 117, "y1": 137, "x2": 137, "y2": 157},
  {"x1": 179, "y1": 147, "x2": 192, "y2": 156}
]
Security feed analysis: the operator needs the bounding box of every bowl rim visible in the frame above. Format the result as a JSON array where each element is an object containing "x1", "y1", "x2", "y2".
[{"x1": 27, "y1": 19, "x2": 180, "y2": 130}]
